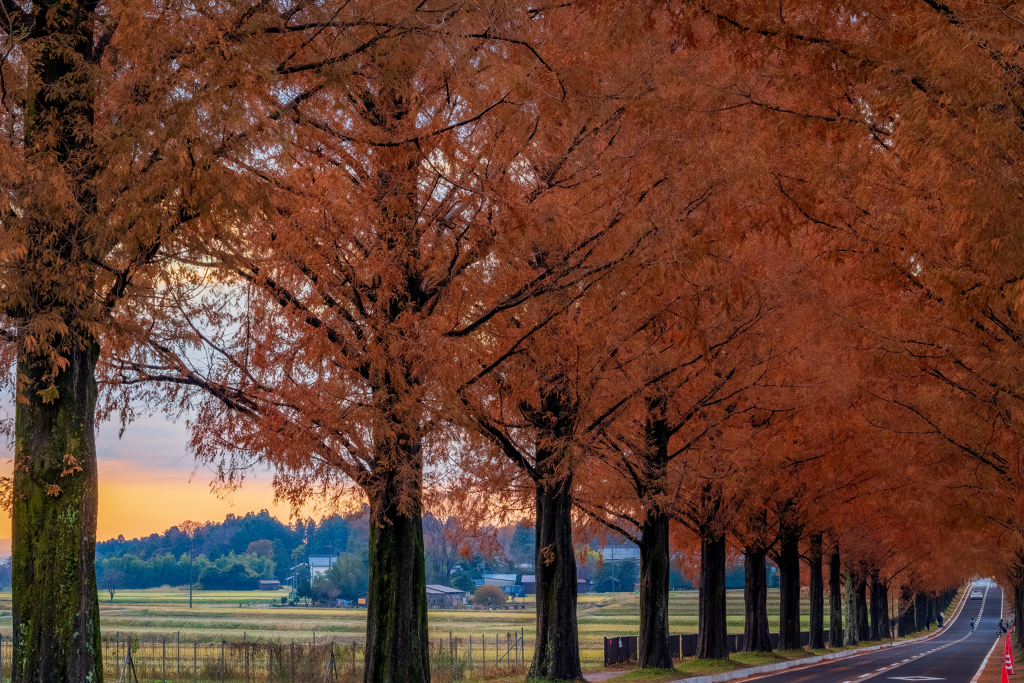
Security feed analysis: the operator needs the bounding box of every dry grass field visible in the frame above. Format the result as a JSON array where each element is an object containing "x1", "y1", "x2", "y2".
[
  {"x1": 0, "y1": 587, "x2": 962, "y2": 680},
  {"x1": 0, "y1": 587, "x2": 825, "y2": 671}
]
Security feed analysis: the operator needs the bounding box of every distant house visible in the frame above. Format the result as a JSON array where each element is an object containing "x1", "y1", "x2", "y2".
[
  {"x1": 309, "y1": 556, "x2": 336, "y2": 580},
  {"x1": 258, "y1": 580, "x2": 282, "y2": 591},
  {"x1": 483, "y1": 573, "x2": 517, "y2": 588},
  {"x1": 596, "y1": 577, "x2": 621, "y2": 593},
  {"x1": 426, "y1": 584, "x2": 468, "y2": 608},
  {"x1": 523, "y1": 569, "x2": 589, "y2": 594},
  {"x1": 600, "y1": 544, "x2": 641, "y2": 563}
]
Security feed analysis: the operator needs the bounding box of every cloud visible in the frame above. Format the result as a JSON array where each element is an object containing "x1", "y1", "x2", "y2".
[{"x1": 0, "y1": 413, "x2": 292, "y2": 541}]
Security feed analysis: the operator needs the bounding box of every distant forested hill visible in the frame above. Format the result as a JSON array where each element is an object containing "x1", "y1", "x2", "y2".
[{"x1": 95, "y1": 509, "x2": 371, "y2": 589}]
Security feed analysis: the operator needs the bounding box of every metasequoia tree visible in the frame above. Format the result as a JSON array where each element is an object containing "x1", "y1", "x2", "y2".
[
  {"x1": 110, "y1": 4, "x2": 640, "y2": 681},
  {"x1": 575, "y1": 237, "x2": 777, "y2": 665},
  {"x1": 666, "y1": 0, "x2": 1024, "y2": 640},
  {"x1": 452, "y1": 10, "x2": 718, "y2": 677},
  {"x1": 0, "y1": 0, "x2": 370, "y2": 676}
]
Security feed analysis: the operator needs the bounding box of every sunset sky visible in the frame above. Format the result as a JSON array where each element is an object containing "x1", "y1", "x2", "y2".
[{"x1": 0, "y1": 411, "x2": 307, "y2": 542}]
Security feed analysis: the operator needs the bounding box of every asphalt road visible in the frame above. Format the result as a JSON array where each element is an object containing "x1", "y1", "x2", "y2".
[{"x1": 745, "y1": 579, "x2": 1005, "y2": 683}]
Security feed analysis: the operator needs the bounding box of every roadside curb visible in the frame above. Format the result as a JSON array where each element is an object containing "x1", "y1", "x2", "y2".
[{"x1": 665, "y1": 585, "x2": 972, "y2": 683}]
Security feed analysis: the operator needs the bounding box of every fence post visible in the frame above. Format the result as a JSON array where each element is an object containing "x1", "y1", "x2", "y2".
[
  {"x1": 193, "y1": 642, "x2": 197, "y2": 683},
  {"x1": 482, "y1": 633, "x2": 485, "y2": 677},
  {"x1": 177, "y1": 631, "x2": 180, "y2": 677},
  {"x1": 246, "y1": 639, "x2": 250, "y2": 683},
  {"x1": 469, "y1": 635, "x2": 472, "y2": 678},
  {"x1": 163, "y1": 638, "x2": 166, "y2": 683},
  {"x1": 291, "y1": 642, "x2": 295, "y2": 683}
]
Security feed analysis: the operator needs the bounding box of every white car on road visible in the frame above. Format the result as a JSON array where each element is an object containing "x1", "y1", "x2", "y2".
[{"x1": 971, "y1": 589, "x2": 983, "y2": 599}]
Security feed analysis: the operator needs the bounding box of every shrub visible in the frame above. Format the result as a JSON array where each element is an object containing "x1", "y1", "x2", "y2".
[{"x1": 472, "y1": 585, "x2": 507, "y2": 608}]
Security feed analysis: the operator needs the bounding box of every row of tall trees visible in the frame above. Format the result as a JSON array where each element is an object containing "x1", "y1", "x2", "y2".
[{"x1": 3, "y1": 0, "x2": 1024, "y2": 682}]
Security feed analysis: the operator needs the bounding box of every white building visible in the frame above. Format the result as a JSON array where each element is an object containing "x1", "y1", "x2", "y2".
[
  {"x1": 309, "y1": 555, "x2": 337, "y2": 580},
  {"x1": 600, "y1": 544, "x2": 641, "y2": 562}
]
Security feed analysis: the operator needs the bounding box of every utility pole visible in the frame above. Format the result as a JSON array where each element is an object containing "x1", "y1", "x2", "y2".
[{"x1": 180, "y1": 520, "x2": 201, "y2": 609}]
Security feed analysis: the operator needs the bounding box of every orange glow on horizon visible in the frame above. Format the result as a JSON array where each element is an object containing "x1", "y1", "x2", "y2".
[{"x1": 0, "y1": 461, "x2": 324, "y2": 542}]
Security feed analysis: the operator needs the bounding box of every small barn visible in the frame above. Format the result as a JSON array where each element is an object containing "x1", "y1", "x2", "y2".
[
  {"x1": 521, "y1": 575, "x2": 536, "y2": 595},
  {"x1": 258, "y1": 580, "x2": 282, "y2": 591},
  {"x1": 426, "y1": 584, "x2": 468, "y2": 608},
  {"x1": 483, "y1": 574, "x2": 517, "y2": 588}
]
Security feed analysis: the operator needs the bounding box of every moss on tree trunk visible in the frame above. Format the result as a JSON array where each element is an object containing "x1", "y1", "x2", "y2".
[
  {"x1": 363, "y1": 435, "x2": 429, "y2": 683},
  {"x1": 13, "y1": 346, "x2": 103, "y2": 683},
  {"x1": 530, "y1": 475, "x2": 582, "y2": 680},
  {"x1": 844, "y1": 570, "x2": 859, "y2": 646}
]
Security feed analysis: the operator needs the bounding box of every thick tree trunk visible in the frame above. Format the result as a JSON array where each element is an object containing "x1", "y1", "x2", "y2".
[
  {"x1": 13, "y1": 346, "x2": 103, "y2": 683},
  {"x1": 829, "y1": 551, "x2": 843, "y2": 648},
  {"x1": 844, "y1": 570, "x2": 859, "y2": 646},
  {"x1": 638, "y1": 511, "x2": 672, "y2": 669},
  {"x1": 898, "y1": 588, "x2": 915, "y2": 637},
  {"x1": 807, "y1": 534, "x2": 825, "y2": 650},
  {"x1": 869, "y1": 574, "x2": 883, "y2": 641},
  {"x1": 856, "y1": 579, "x2": 870, "y2": 642},
  {"x1": 638, "y1": 397, "x2": 672, "y2": 670},
  {"x1": 697, "y1": 533, "x2": 728, "y2": 660},
  {"x1": 915, "y1": 593, "x2": 928, "y2": 631},
  {"x1": 364, "y1": 441, "x2": 429, "y2": 683},
  {"x1": 531, "y1": 474, "x2": 582, "y2": 680},
  {"x1": 776, "y1": 524, "x2": 802, "y2": 651},
  {"x1": 921, "y1": 589, "x2": 929, "y2": 634},
  {"x1": 743, "y1": 546, "x2": 772, "y2": 652},
  {"x1": 879, "y1": 582, "x2": 892, "y2": 639}
]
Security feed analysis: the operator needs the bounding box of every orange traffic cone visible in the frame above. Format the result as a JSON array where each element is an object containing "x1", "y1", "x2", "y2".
[
  {"x1": 1004, "y1": 664, "x2": 1011, "y2": 683},
  {"x1": 1007, "y1": 635, "x2": 1015, "y2": 675}
]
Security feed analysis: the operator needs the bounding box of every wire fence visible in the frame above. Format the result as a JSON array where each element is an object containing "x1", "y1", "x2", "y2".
[{"x1": 0, "y1": 631, "x2": 541, "y2": 683}]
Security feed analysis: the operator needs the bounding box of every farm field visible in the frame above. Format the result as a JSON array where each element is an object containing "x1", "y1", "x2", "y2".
[{"x1": 0, "y1": 588, "x2": 830, "y2": 671}]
